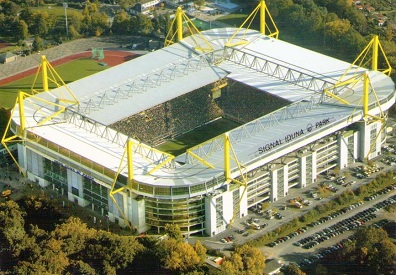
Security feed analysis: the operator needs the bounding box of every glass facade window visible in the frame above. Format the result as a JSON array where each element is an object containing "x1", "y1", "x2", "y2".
[
  {"x1": 83, "y1": 177, "x2": 109, "y2": 213},
  {"x1": 233, "y1": 189, "x2": 240, "y2": 218},
  {"x1": 44, "y1": 158, "x2": 67, "y2": 193},
  {"x1": 190, "y1": 183, "x2": 205, "y2": 194},
  {"x1": 172, "y1": 187, "x2": 189, "y2": 196},
  {"x1": 145, "y1": 196, "x2": 205, "y2": 234},
  {"x1": 71, "y1": 186, "x2": 79, "y2": 196},
  {"x1": 139, "y1": 184, "x2": 153, "y2": 194},
  {"x1": 347, "y1": 135, "x2": 355, "y2": 164},
  {"x1": 215, "y1": 196, "x2": 223, "y2": 228},
  {"x1": 154, "y1": 187, "x2": 171, "y2": 196},
  {"x1": 277, "y1": 168, "x2": 284, "y2": 198},
  {"x1": 306, "y1": 155, "x2": 312, "y2": 185}
]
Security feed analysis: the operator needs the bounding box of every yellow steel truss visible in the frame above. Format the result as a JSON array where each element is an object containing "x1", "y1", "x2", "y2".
[
  {"x1": 109, "y1": 138, "x2": 175, "y2": 230},
  {"x1": 31, "y1": 56, "x2": 79, "y2": 105},
  {"x1": 109, "y1": 139, "x2": 133, "y2": 230},
  {"x1": 1, "y1": 91, "x2": 73, "y2": 174},
  {"x1": 226, "y1": 0, "x2": 279, "y2": 47},
  {"x1": 224, "y1": 133, "x2": 248, "y2": 228},
  {"x1": 338, "y1": 35, "x2": 392, "y2": 83},
  {"x1": 164, "y1": 7, "x2": 213, "y2": 53},
  {"x1": 1, "y1": 56, "x2": 78, "y2": 174}
]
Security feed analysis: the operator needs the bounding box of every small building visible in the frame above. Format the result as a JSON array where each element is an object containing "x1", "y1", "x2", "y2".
[
  {"x1": 130, "y1": 0, "x2": 164, "y2": 15},
  {"x1": 263, "y1": 258, "x2": 283, "y2": 275},
  {"x1": 0, "y1": 52, "x2": 17, "y2": 64}
]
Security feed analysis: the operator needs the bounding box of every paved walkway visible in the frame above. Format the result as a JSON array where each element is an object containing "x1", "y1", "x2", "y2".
[{"x1": 0, "y1": 36, "x2": 133, "y2": 81}]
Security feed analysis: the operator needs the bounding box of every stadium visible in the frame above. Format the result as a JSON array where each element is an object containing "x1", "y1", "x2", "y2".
[{"x1": 2, "y1": 1, "x2": 395, "y2": 236}]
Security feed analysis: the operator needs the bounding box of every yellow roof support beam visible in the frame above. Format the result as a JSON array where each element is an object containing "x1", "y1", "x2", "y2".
[
  {"x1": 41, "y1": 56, "x2": 49, "y2": 92},
  {"x1": 1, "y1": 90, "x2": 76, "y2": 175},
  {"x1": 363, "y1": 72, "x2": 369, "y2": 119},
  {"x1": 224, "y1": 133, "x2": 231, "y2": 180},
  {"x1": 338, "y1": 35, "x2": 392, "y2": 83},
  {"x1": 31, "y1": 55, "x2": 79, "y2": 106},
  {"x1": 226, "y1": 0, "x2": 279, "y2": 47},
  {"x1": 164, "y1": 7, "x2": 213, "y2": 53},
  {"x1": 109, "y1": 144, "x2": 133, "y2": 230},
  {"x1": 224, "y1": 132, "x2": 248, "y2": 228},
  {"x1": 186, "y1": 149, "x2": 215, "y2": 169}
]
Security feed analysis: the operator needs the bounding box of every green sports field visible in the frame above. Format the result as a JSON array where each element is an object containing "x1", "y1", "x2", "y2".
[
  {"x1": 156, "y1": 118, "x2": 240, "y2": 155},
  {"x1": 0, "y1": 58, "x2": 107, "y2": 109}
]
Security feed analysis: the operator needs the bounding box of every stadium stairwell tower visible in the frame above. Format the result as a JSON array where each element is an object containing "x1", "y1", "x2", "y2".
[{"x1": 323, "y1": 35, "x2": 392, "y2": 163}]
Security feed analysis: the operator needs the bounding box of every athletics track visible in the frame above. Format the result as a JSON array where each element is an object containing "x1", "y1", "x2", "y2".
[{"x1": 0, "y1": 50, "x2": 136, "y2": 86}]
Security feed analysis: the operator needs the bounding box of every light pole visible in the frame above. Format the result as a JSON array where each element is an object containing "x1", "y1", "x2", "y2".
[
  {"x1": 106, "y1": 215, "x2": 109, "y2": 231},
  {"x1": 63, "y1": 2, "x2": 69, "y2": 38}
]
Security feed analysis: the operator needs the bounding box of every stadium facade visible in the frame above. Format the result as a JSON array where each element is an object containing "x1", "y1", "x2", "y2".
[{"x1": 3, "y1": 2, "x2": 395, "y2": 236}]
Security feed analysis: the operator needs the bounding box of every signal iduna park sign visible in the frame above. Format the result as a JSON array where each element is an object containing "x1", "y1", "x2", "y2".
[{"x1": 258, "y1": 117, "x2": 333, "y2": 154}]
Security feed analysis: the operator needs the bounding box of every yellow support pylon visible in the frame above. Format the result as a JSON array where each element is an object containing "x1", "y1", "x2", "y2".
[
  {"x1": 338, "y1": 35, "x2": 392, "y2": 82},
  {"x1": 41, "y1": 55, "x2": 49, "y2": 92},
  {"x1": 31, "y1": 55, "x2": 79, "y2": 106},
  {"x1": 226, "y1": 0, "x2": 279, "y2": 47},
  {"x1": 164, "y1": 6, "x2": 213, "y2": 52},
  {"x1": 224, "y1": 133, "x2": 231, "y2": 180}
]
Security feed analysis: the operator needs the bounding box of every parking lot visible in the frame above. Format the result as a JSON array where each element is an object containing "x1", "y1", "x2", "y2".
[{"x1": 195, "y1": 123, "x2": 396, "y2": 261}]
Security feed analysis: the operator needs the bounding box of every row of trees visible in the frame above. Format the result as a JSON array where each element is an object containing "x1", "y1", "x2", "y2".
[
  {"x1": 263, "y1": 0, "x2": 396, "y2": 70},
  {"x1": 0, "y1": 0, "x2": 182, "y2": 43},
  {"x1": 0, "y1": 196, "x2": 266, "y2": 274},
  {"x1": 2, "y1": 0, "x2": 396, "y2": 70},
  {"x1": 304, "y1": 226, "x2": 396, "y2": 275},
  {"x1": 280, "y1": 225, "x2": 396, "y2": 275}
]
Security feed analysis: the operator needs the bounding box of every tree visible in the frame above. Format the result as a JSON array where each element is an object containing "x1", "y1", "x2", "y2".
[
  {"x1": 52, "y1": 217, "x2": 96, "y2": 255},
  {"x1": 165, "y1": 223, "x2": 183, "y2": 241},
  {"x1": 130, "y1": 14, "x2": 153, "y2": 35},
  {"x1": 1, "y1": 0, "x2": 20, "y2": 17},
  {"x1": 16, "y1": 19, "x2": 29, "y2": 41},
  {"x1": 84, "y1": 230, "x2": 144, "y2": 272},
  {"x1": 315, "y1": 264, "x2": 328, "y2": 275},
  {"x1": 81, "y1": 0, "x2": 109, "y2": 36},
  {"x1": 31, "y1": 12, "x2": 49, "y2": 36},
  {"x1": 157, "y1": 238, "x2": 203, "y2": 273},
  {"x1": 355, "y1": 227, "x2": 389, "y2": 251},
  {"x1": 0, "y1": 200, "x2": 26, "y2": 256},
  {"x1": 194, "y1": 0, "x2": 206, "y2": 9},
  {"x1": 370, "y1": 239, "x2": 396, "y2": 274},
  {"x1": 283, "y1": 263, "x2": 306, "y2": 275},
  {"x1": 64, "y1": 260, "x2": 96, "y2": 275},
  {"x1": 111, "y1": 10, "x2": 130, "y2": 34},
  {"x1": 222, "y1": 245, "x2": 265, "y2": 275},
  {"x1": 194, "y1": 240, "x2": 207, "y2": 262},
  {"x1": 32, "y1": 36, "x2": 44, "y2": 52}
]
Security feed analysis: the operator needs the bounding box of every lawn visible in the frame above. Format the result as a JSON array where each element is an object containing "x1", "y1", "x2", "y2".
[
  {"x1": 0, "y1": 58, "x2": 108, "y2": 109},
  {"x1": 156, "y1": 118, "x2": 240, "y2": 156},
  {"x1": 216, "y1": 13, "x2": 250, "y2": 28}
]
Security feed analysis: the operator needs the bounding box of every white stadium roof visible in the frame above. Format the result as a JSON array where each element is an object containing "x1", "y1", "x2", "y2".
[{"x1": 14, "y1": 27, "x2": 395, "y2": 188}]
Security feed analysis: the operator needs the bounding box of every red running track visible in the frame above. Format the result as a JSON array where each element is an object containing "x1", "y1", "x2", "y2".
[{"x1": 0, "y1": 50, "x2": 137, "y2": 86}]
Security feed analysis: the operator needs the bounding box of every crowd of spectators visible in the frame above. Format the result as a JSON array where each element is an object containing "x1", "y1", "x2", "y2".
[
  {"x1": 111, "y1": 87, "x2": 223, "y2": 146},
  {"x1": 218, "y1": 80, "x2": 289, "y2": 124},
  {"x1": 111, "y1": 80, "x2": 289, "y2": 147}
]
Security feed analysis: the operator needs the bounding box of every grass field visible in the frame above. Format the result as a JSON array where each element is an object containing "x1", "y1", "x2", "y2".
[
  {"x1": 216, "y1": 13, "x2": 250, "y2": 28},
  {"x1": 0, "y1": 58, "x2": 107, "y2": 109},
  {"x1": 156, "y1": 118, "x2": 240, "y2": 156}
]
